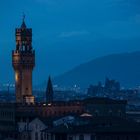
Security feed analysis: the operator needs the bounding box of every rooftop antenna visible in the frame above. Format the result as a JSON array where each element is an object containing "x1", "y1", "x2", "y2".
[{"x1": 22, "y1": 12, "x2": 25, "y2": 22}]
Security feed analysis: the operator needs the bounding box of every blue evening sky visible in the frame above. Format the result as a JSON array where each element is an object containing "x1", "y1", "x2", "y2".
[{"x1": 0, "y1": 0, "x2": 140, "y2": 85}]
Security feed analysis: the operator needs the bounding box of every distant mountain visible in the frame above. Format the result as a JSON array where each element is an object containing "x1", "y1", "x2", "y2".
[{"x1": 53, "y1": 51, "x2": 140, "y2": 89}]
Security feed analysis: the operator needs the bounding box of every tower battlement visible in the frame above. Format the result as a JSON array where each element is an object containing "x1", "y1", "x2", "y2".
[{"x1": 12, "y1": 50, "x2": 35, "y2": 69}]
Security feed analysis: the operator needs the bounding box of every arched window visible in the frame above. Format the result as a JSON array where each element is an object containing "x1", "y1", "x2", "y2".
[
  {"x1": 45, "y1": 111, "x2": 47, "y2": 116},
  {"x1": 35, "y1": 132, "x2": 38, "y2": 140},
  {"x1": 117, "y1": 136, "x2": 120, "y2": 140},
  {"x1": 63, "y1": 111, "x2": 66, "y2": 115},
  {"x1": 68, "y1": 136, "x2": 73, "y2": 140},
  {"x1": 79, "y1": 134, "x2": 84, "y2": 140},
  {"x1": 41, "y1": 132, "x2": 43, "y2": 140},
  {"x1": 95, "y1": 110, "x2": 99, "y2": 116},
  {"x1": 49, "y1": 111, "x2": 52, "y2": 116},
  {"x1": 118, "y1": 110, "x2": 122, "y2": 117},
  {"x1": 109, "y1": 110, "x2": 112, "y2": 116},
  {"x1": 126, "y1": 136, "x2": 129, "y2": 140},
  {"x1": 90, "y1": 134, "x2": 95, "y2": 140}
]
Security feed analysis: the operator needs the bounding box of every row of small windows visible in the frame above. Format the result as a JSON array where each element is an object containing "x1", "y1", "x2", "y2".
[
  {"x1": 13, "y1": 60, "x2": 34, "y2": 63},
  {"x1": 97, "y1": 136, "x2": 139, "y2": 140},
  {"x1": 40, "y1": 110, "x2": 82, "y2": 116},
  {"x1": 37, "y1": 109, "x2": 122, "y2": 117},
  {"x1": 87, "y1": 109, "x2": 123, "y2": 117},
  {"x1": 0, "y1": 111, "x2": 14, "y2": 119},
  {"x1": 21, "y1": 132, "x2": 140, "y2": 140},
  {"x1": 68, "y1": 135, "x2": 139, "y2": 140},
  {"x1": 52, "y1": 103, "x2": 81, "y2": 106},
  {"x1": 61, "y1": 135, "x2": 96, "y2": 140}
]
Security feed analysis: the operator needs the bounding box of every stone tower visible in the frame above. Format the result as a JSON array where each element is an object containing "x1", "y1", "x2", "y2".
[
  {"x1": 46, "y1": 76, "x2": 54, "y2": 104},
  {"x1": 12, "y1": 17, "x2": 35, "y2": 104}
]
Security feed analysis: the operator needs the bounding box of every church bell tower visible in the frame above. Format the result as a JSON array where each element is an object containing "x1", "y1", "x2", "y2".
[{"x1": 12, "y1": 16, "x2": 35, "y2": 104}]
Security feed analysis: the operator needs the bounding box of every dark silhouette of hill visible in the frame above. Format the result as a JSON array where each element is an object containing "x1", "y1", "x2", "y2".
[{"x1": 53, "y1": 51, "x2": 140, "y2": 89}]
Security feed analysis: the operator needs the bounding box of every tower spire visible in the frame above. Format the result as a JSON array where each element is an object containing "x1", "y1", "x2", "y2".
[
  {"x1": 21, "y1": 13, "x2": 26, "y2": 29},
  {"x1": 46, "y1": 76, "x2": 54, "y2": 104},
  {"x1": 23, "y1": 13, "x2": 25, "y2": 22}
]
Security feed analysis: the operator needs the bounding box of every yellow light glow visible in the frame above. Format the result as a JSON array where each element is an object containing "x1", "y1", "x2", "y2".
[{"x1": 15, "y1": 73, "x2": 18, "y2": 82}]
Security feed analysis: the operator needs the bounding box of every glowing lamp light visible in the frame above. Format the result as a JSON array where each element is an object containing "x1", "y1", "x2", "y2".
[
  {"x1": 48, "y1": 103, "x2": 52, "y2": 106},
  {"x1": 15, "y1": 73, "x2": 18, "y2": 82}
]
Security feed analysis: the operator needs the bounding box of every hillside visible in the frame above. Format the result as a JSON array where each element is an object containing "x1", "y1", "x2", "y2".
[{"x1": 53, "y1": 51, "x2": 140, "y2": 89}]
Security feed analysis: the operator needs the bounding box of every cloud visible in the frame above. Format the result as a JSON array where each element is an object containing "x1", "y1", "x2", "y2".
[{"x1": 59, "y1": 30, "x2": 90, "y2": 38}]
